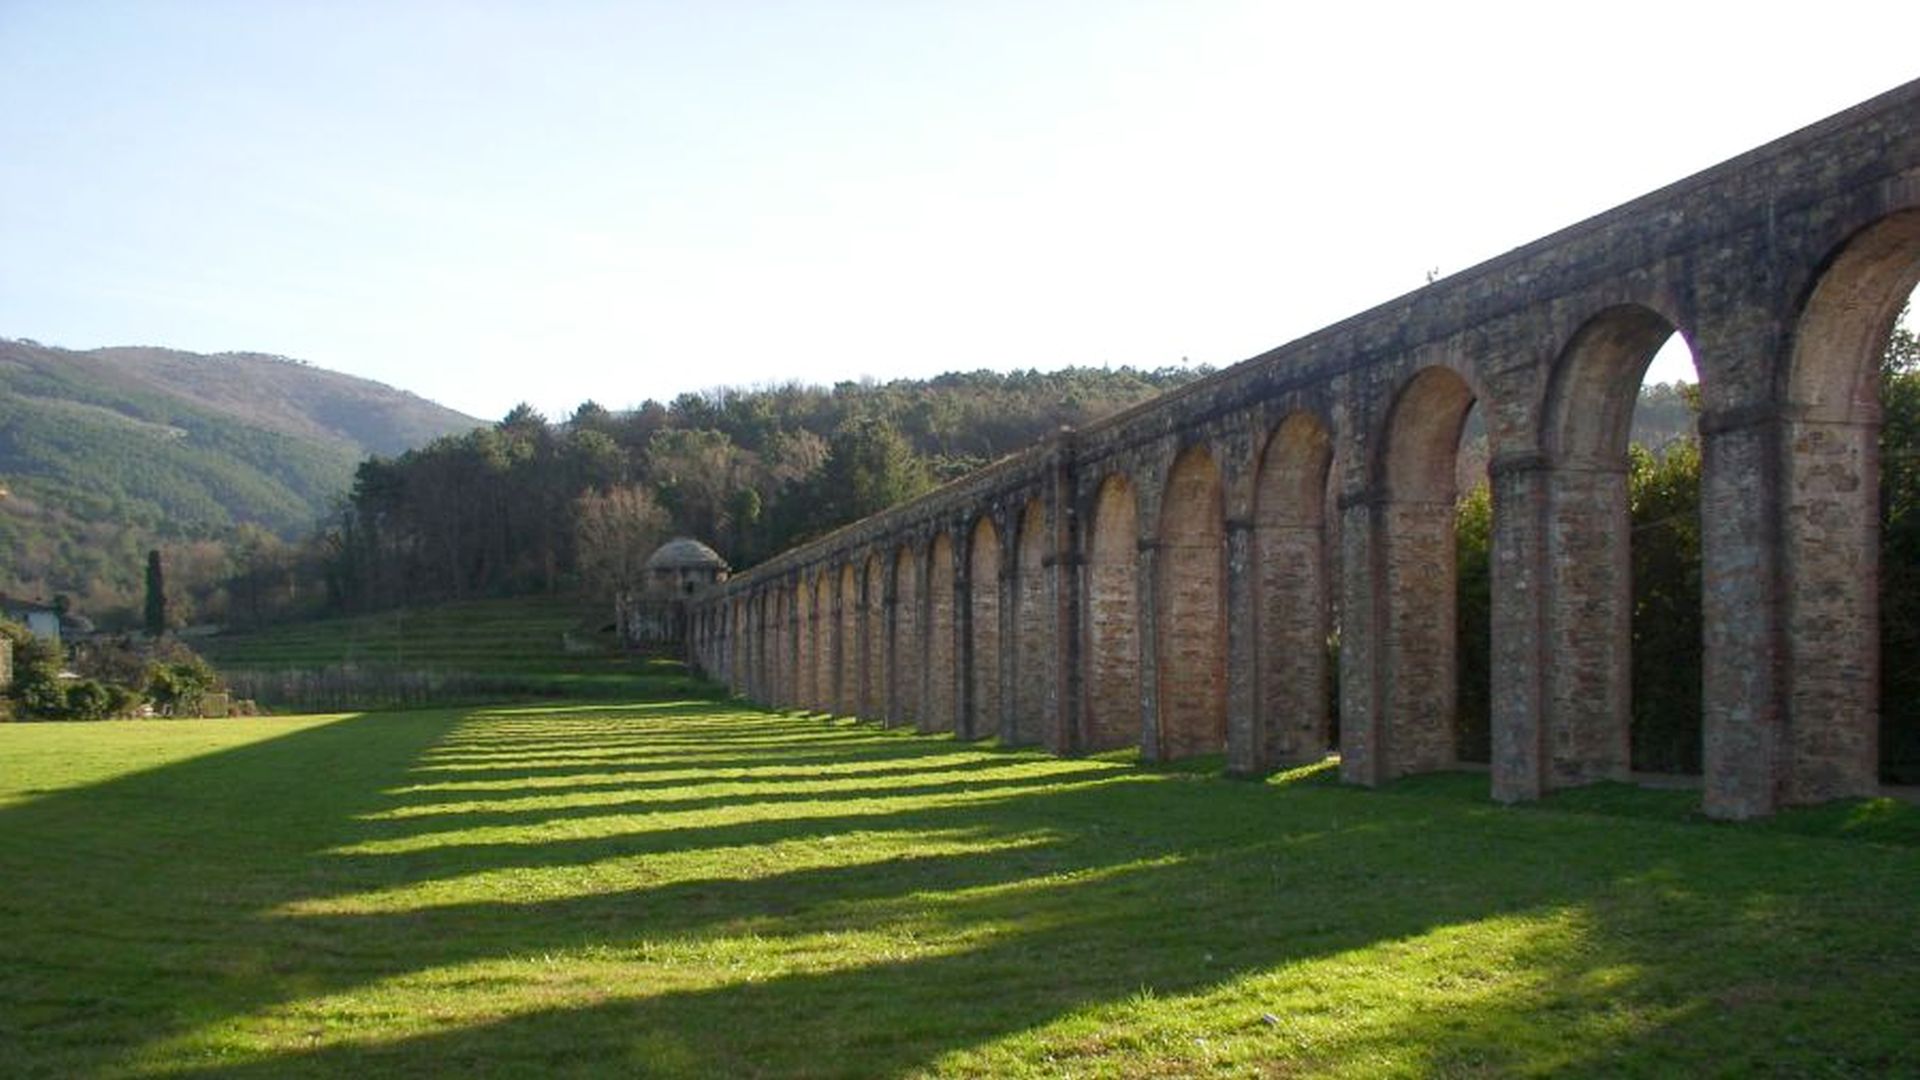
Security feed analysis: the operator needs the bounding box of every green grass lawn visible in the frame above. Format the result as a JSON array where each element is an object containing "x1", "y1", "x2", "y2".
[{"x1": 3, "y1": 702, "x2": 1917, "y2": 1078}]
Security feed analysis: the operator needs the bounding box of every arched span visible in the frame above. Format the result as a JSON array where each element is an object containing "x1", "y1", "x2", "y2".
[
  {"x1": 1769, "y1": 208, "x2": 1920, "y2": 803},
  {"x1": 864, "y1": 551, "x2": 886, "y2": 721},
  {"x1": 838, "y1": 563, "x2": 859, "y2": 716},
  {"x1": 794, "y1": 580, "x2": 814, "y2": 711},
  {"x1": 813, "y1": 572, "x2": 835, "y2": 712},
  {"x1": 1380, "y1": 365, "x2": 1479, "y2": 503},
  {"x1": 925, "y1": 532, "x2": 958, "y2": 733},
  {"x1": 1156, "y1": 444, "x2": 1228, "y2": 760},
  {"x1": 1013, "y1": 497, "x2": 1051, "y2": 746},
  {"x1": 1790, "y1": 208, "x2": 1920, "y2": 424},
  {"x1": 1086, "y1": 472, "x2": 1141, "y2": 752},
  {"x1": 891, "y1": 543, "x2": 921, "y2": 728},
  {"x1": 1254, "y1": 411, "x2": 1334, "y2": 765},
  {"x1": 1535, "y1": 304, "x2": 1690, "y2": 788},
  {"x1": 1373, "y1": 365, "x2": 1478, "y2": 776},
  {"x1": 1546, "y1": 305, "x2": 1684, "y2": 468},
  {"x1": 968, "y1": 515, "x2": 1003, "y2": 740}
]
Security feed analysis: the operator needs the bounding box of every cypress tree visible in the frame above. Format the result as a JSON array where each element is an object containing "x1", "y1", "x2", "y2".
[{"x1": 145, "y1": 549, "x2": 168, "y2": 638}]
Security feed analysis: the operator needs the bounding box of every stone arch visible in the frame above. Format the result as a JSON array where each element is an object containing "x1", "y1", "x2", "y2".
[
  {"x1": 1087, "y1": 472, "x2": 1141, "y2": 751},
  {"x1": 1254, "y1": 411, "x2": 1334, "y2": 765},
  {"x1": 891, "y1": 543, "x2": 921, "y2": 728},
  {"x1": 791, "y1": 582, "x2": 812, "y2": 710},
  {"x1": 967, "y1": 515, "x2": 1003, "y2": 740},
  {"x1": 1370, "y1": 364, "x2": 1479, "y2": 776},
  {"x1": 1532, "y1": 304, "x2": 1689, "y2": 787},
  {"x1": 925, "y1": 532, "x2": 958, "y2": 733},
  {"x1": 1155, "y1": 444, "x2": 1228, "y2": 759},
  {"x1": 758, "y1": 591, "x2": 771, "y2": 704},
  {"x1": 1013, "y1": 497, "x2": 1051, "y2": 745},
  {"x1": 839, "y1": 562, "x2": 859, "y2": 716},
  {"x1": 784, "y1": 583, "x2": 800, "y2": 708},
  {"x1": 774, "y1": 586, "x2": 792, "y2": 708},
  {"x1": 1789, "y1": 209, "x2": 1920, "y2": 423},
  {"x1": 864, "y1": 551, "x2": 886, "y2": 721},
  {"x1": 814, "y1": 572, "x2": 836, "y2": 713},
  {"x1": 1772, "y1": 207, "x2": 1920, "y2": 802},
  {"x1": 730, "y1": 595, "x2": 746, "y2": 689}
]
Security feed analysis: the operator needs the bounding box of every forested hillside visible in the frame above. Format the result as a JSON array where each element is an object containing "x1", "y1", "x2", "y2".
[
  {"x1": 0, "y1": 339, "x2": 478, "y2": 618},
  {"x1": 321, "y1": 367, "x2": 1211, "y2": 617}
]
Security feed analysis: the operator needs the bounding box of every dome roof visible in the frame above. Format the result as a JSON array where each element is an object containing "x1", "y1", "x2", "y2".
[{"x1": 645, "y1": 537, "x2": 729, "y2": 571}]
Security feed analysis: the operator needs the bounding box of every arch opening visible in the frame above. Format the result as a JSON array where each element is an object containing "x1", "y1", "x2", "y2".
[
  {"x1": 1087, "y1": 473, "x2": 1141, "y2": 752},
  {"x1": 1254, "y1": 411, "x2": 1336, "y2": 766},
  {"x1": 925, "y1": 533, "x2": 957, "y2": 733},
  {"x1": 813, "y1": 573, "x2": 834, "y2": 713},
  {"x1": 838, "y1": 563, "x2": 858, "y2": 716},
  {"x1": 795, "y1": 580, "x2": 815, "y2": 711},
  {"x1": 968, "y1": 516, "x2": 1003, "y2": 740},
  {"x1": 1013, "y1": 498, "x2": 1051, "y2": 746},
  {"x1": 1788, "y1": 210, "x2": 1920, "y2": 796},
  {"x1": 1156, "y1": 445, "x2": 1228, "y2": 760},
  {"x1": 864, "y1": 552, "x2": 885, "y2": 722},
  {"x1": 1379, "y1": 365, "x2": 1480, "y2": 776},
  {"x1": 1541, "y1": 304, "x2": 1703, "y2": 783},
  {"x1": 891, "y1": 544, "x2": 921, "y2": 728}
]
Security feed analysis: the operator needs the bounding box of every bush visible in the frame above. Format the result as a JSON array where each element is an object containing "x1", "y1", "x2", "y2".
[
  {"x1": 60, "y1": 679, "x2": 116, "y2": 721},
  {"x1": 145, "y1": 656, "x2": 219, "y2": 717}
]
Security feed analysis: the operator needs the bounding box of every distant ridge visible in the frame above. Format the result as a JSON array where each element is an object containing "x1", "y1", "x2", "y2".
[
  {"x1": 0, "y1": 337, "x2": 482, "y2": 609},
  {"x1": 21, "y1": 341, "x2": 478, "y2": 457}
]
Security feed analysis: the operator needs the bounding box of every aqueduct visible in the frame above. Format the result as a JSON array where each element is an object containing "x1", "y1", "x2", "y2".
[{"x1": 686, "y1": 80, "x2": 1920, "y2": 819}]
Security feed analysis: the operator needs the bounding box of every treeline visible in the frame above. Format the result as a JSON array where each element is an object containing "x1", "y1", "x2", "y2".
[{"x1": 205, "y1": 366, "x2": 1209, "y2": 623}]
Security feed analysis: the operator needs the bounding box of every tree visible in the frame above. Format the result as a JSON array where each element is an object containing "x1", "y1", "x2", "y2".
[
  {"x1": 792, "y1": 416, "x2": 932, "y2": 541},
  {"x1": 1454, "y1": 484, "x2": 1492, "y2": 763},
  {"x1": 1881, "y1": 308, "x2": 1920, "y2": 782},
  {"x1": 144, "y1": 549, "x2": 168, "y2": 638},
  {"x1": 145, "y1": 653, "x2": 218, "y2": 717},
  {"x1": 573, "y1": 484, "x2": 669, "y2": 598},
  {"x1": 1, "y1": 618, "x2": 68, "y2": 718},
  {"x1": 1629, "y1": 438, "x2": 1703, "y2": 773}
]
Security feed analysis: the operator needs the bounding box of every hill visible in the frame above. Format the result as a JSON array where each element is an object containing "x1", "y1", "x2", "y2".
[{"x1": 0, "y1": 338, "x2": 480, "y2": 617}]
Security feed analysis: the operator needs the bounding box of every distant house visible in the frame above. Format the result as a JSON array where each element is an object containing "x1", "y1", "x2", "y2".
[
  {"x1": 618, "y1": 538, "x2": 730, "y2": 649},
  {"x1": 0, "y1": 596, "x2": 64, "y2": 648}
]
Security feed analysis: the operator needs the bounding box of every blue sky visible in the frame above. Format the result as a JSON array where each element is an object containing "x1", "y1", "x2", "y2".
[{"x1": 2, "y1": 1, "x2": 1915, "y2": 420}]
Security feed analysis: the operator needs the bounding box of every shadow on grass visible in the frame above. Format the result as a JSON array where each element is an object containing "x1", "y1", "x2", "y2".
[{"x1": 2, "y1": 703, "x2": 1917, "y2": 1078}]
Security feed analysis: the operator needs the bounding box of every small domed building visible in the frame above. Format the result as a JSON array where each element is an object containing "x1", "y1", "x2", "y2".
[{"x1": 618, "y1": 537, "x2": 730, "y2": 650}]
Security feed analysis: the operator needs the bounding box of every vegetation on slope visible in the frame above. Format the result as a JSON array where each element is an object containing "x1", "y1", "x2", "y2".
[
  {"x1": 0, "y1": 338, "x2": 477, "y2": 620},
  {"x1": 318, "y1": 367, "x2": 1211, "y2": 615}
]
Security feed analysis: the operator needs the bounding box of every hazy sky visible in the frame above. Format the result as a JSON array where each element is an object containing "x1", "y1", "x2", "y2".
[{"x1": 2, "y1": 2, "x2": 1914, "y2": 421}]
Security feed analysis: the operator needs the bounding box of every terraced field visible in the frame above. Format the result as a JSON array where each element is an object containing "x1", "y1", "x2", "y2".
[{"x1": 198, "y1": 596, "x2": 709, "y2": 709}]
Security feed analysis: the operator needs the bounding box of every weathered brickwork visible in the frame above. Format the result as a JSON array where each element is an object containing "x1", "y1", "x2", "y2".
[
  {"x1": 1014, "y1": 499, "x2": 1051, "y2": 745},
  {"x1": 815, "y1": 575, "x2": 836, "y2": 713},
  {"x1": 891, "y1": 545, "x2": 921, "y2": 728},
  {"x1": 838, "y1": 565, "x2": 859, "y2": 716},
  {"x1": 863, "y1": 553, "x2": 885, "y2": 721},
  {"x1": 1255, "y1": 413, "x2": 1333, "y2": 763},
  {"x1": 968, "y1": 518, "x2": 1002, "y2": 740},
  {"x1": 686, "y1": 81, "x2": 1920, "y2": 819},
  {"x1": 792, "y1": 586, "x2": 811, "y2": 709},
  {"x1": 1157, "y1": 447, "x2": 1228, "y2": 759},
  {"x1": 1087, "y1": 475, "x2": 1141, "y2": 751},
  {"x1": 925, "y1": 533, "x2": 957, "y2": 733}
]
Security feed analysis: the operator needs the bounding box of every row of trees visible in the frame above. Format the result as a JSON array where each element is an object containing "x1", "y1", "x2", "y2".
[{"x1": 309, "y1": 367, "x2": 1203, "y2": 617}]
